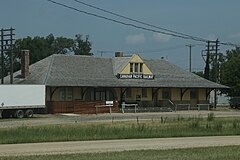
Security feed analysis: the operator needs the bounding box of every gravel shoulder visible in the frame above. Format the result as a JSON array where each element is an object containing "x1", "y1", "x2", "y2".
[
  {"x1": 0, "y1": 110, "x2": 240, "y2": 128},
  {"x1": 0, "y1": 136, "x2": 240, "y2": 156}
]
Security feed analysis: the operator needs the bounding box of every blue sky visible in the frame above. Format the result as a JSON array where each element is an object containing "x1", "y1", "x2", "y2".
[{"x1": 1, "y1": 0, "x2": 240, "y2": 71}]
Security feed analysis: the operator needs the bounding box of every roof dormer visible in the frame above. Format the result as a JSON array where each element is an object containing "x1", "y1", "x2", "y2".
[{"x1": 114, "y1": 54, "x2": 154, "y2": 80}]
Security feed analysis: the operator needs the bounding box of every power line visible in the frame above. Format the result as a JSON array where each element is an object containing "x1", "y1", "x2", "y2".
[
  {"x1": 47, "y1": 0, "x2": 207, "y2": 42},
  {"x1": 72, "y1": 0, "x2": 206, "y2": 42},
  {"x1": 124, "y1": 45, "x2": 187, "y2": 54},
  {"x1": 47, "y1": 0, "x2": 240, "y2": 47},
  {"x1": 74, "y1": 0, "x2": 240, "y2": 48}
]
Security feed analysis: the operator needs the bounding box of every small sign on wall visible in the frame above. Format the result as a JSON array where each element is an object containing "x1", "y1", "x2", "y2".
[
  {"x1": 106, "y1": 101, "x2": 114, "y2": 106},
  {"x1": 117, "y1": 74, "x2": 154, "y2": 80}
]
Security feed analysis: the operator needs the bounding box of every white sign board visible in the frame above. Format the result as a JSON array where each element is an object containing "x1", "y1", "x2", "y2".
[{"x1": 106, "y1": 101, "x2": 113, "y2": 106}]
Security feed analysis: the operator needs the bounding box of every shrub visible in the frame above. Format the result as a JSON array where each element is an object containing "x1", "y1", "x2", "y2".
[
  {"x1": 213, "y1": 122, "x2": 223, "y2": 131},
  {"x1": 207, "y1": 112, "x2": 215, "y2": 121},
  {"x1": 206, "y1": 123, "x2": 211, "y2": 129},
  {"x1": 189, "y1": 120, "x2": 200, "y2": 129},
  {"x1": 233, "y1": 120, "x2": 240, "y2": 129}
]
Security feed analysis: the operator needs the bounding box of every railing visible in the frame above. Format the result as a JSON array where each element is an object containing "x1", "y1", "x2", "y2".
[
  {"x1": 175, "y1": 103, "x2": 210, "y2": 111},
  {"x1": 196, "y1": 104, "x2": 210, "y2": 111},
  {"x1": 121, "y1": 103, "x2": 138, "y2": 113},
  {"x1": 175, "y1": 104, "x2": 190, "y2": 111},
  {"x1": 161, "y1": 99, "x2": 175, "y2": 111}
]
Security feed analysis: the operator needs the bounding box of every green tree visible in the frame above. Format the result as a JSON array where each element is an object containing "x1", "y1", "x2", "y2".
[
  {"x1": 1, "y1": 34, "x2": 93, "y2": 77},
  {"x1": 52, "y1": 36, "x2": 74, "y2": 55},
  {"x1": 73, "y1": 34, "x2": 92, "y2": 55},
  {"x1": 14, "y1": 36, "x2": 53, "y2": 65},
  {"x1": 14, "y1": 34, "x2": 92, "y2": 64},
  {"x1": 221, "y1": 47, "x2": 240, "y2": 96}
]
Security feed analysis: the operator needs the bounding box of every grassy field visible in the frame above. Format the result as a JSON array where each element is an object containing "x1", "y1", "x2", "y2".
[
  {"x1": 0, "y1": 113, "x2": 240, "y2": 144},
  {"x1": 1, "y1": 145, "x2": 240, "y2": 160}
]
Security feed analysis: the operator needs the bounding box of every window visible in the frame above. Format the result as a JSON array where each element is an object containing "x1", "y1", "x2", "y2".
[
  {"x1": 130, "y1": 63, "x2": 143, "y2": 73},
  {"x1": 140, "y1": 63, "x2": 143, "y2": 72},
  {"x1": 66, "y1": 87, "x2": 73, "y2": 100},
  {"x1": 126, "y1": 88, "x2": 132, "y2": 98},
  {"x1": 134, "y1": 63, "x2": 139, "y2": 72},
  {"x1": 96, "y1": 90, "x2": 105, "y2": 101},
  {"x1": 162, "y1": 89, "x2": 171, "y2": 99},
  {"x1": 130, "y1": 63, "x2": 133, "y2": 72},
  {"x1": 190, "y1": 89, "x2": 197, "y2": 99},
  {"x1": 142, "y1": 88, "x2": 147, "y2": 98},
  {"x1": 59, "y1": 88, "x2": 65, "y2": 101},
  {"x1": 85, "y1": 88, "x2": 115, "y2": 101}
]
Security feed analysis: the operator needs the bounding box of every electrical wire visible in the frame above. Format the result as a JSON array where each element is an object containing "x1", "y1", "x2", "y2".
[
  {"x1": 47, "y1": 0, "x2": 206, "y2": 42},
  {"x1": 124, "y1": 45, "x2": 187, "y2": 54},
  {"x1": 47, "y1": 0, "x2": 240, "y2": 47},
  {"x1": 72, "y1": 0, "x2": 206, "y2": 42}
]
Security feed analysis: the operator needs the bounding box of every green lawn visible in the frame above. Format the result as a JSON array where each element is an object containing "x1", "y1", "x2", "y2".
[
  {"x1": 0, "y1": 113, "x2": 240, "y2": 144},
  {"x1": 2, "y1": 145, "x2": 240, "y2": 160}
]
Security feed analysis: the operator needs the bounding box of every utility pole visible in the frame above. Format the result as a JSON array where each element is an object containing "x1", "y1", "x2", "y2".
[
  {"x1": 214, "y1": 39, "x2": 219, "y2": 108},
  {"x1": 204, "y1": 41, "x2": 210, "y2": 80},
  {"x1": 0, "y1": 28, "x2": 15, "y2": 84},
  {"x1": 1, "y1": 29, "x2": 3, "y2": 84},
  {"x1": 215, "y1": 39, "x2": 219, "y2": 83},
  {"x1": 10, "y1": 28, "x2": 14, "y2": 84},
  {"x1": 186, "y1": 44, "x2": 195, "y2": 72},
  {"x1": 202, "y1": 40, "x2": 220, "y2": 108}
]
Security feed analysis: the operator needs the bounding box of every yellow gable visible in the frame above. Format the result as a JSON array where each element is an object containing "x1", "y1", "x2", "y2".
[{"x1": 120, "y1": 54, "x2": 153, "y2": 75}]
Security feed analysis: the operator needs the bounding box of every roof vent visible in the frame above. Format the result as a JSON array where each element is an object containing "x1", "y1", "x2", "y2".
[{"x1": 115, "y1": 52, "x2": 123, "y2": 57}]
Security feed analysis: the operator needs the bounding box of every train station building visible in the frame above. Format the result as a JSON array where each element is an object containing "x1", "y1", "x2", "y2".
[{"x1": 9, "y1": 51, "x2": 228, "y2": 114}]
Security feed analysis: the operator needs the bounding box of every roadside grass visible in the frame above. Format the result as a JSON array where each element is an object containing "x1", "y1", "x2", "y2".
[
  {"x1": 0, "y1": 113, "x2": 240, "y2": 144},
  {"x1": 2, "y1": 145, "x2": 240, "y2": 160}
]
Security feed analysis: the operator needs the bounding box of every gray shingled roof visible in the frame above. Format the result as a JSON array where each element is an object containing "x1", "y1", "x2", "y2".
[
  {"x1": 112, "y1": 56, "x2": 131, "y2": 75},
  {"x1": 7, "y1": 54, "x2": 228, "y2": 89}
]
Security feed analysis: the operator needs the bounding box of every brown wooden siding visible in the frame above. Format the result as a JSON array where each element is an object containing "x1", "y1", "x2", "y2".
[{"x1": 47, "y1": 101, "x2": 119, "y2": 114}]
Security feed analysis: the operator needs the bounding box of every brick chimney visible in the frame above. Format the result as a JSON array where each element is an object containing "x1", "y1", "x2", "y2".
[
  {"x1": 115, "y1": 52, "x2": 123, "y2": 57},
  {"x1": 21, "y1": 50, "x2": 30, "y2": 78}
]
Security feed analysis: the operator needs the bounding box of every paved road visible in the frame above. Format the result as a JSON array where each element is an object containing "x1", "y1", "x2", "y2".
[{"x1": 0, "y1": 136, "x2": 240, "y2": 157}]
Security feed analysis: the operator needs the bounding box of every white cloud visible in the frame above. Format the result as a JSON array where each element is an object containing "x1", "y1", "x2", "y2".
[
  {"x1": 228, "y1": 32, "x2": 240, "y2": 38},
  {"x1": 125, "y1": 34, "x2": 145, "y2": 44},
  {"x1": 153, "y1": 33, "x2": 171, "y2": 43}
]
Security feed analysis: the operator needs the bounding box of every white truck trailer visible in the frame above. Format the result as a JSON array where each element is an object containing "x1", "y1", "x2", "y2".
[{"x1": 0, "y1": 85, "x2": 45, "y2": 118}]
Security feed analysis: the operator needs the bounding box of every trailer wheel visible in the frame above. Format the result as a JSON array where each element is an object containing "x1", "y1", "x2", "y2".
[
  {"x1": 25, "y1": 109, "x2": 34, "y2": 118},
  {"x1": 14, "y1": 110, "x2": 24, "y2": 119}
]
